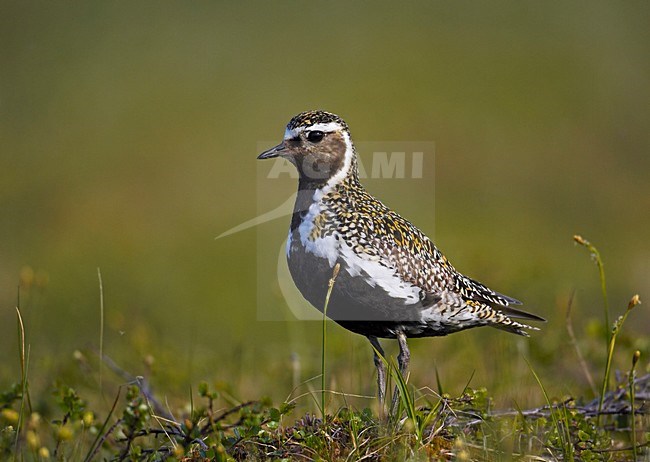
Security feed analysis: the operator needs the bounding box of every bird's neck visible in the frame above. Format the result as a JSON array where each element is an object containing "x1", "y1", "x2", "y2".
[{"x1": 290, "y1": 154, "x2": 362, "y2": 232}]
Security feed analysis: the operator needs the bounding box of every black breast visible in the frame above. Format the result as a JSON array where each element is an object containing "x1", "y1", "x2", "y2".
[{"x1": 286, "y1": 230, "x2": 432, "y2": 339}]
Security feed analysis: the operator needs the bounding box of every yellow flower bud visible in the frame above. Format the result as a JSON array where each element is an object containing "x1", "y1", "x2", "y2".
[
  {"x1": 173, "y1": 445, "x2": 185, "y2": 457},
  {"x1": 57, "y1": 424, "x2": 74, "y2": 441},
  {"x1": 29, "y1": 412, "x2": 42, "y2": 428},
  {"x1": 20, "y1": 266, "x2": 35, "y2": 288},
  {"x1": 627, "y1": 294, "x2": 641, "y2": 311},
  {"x1": 573, "y1": 235, "x2": 587, "y2": 245},
  {"x1": 83, "y1": 411, "x2": 94, "y2": 426},
  {"x1": 26, "y1": 430, "x2": 40, "y2": 449},
  {"x1": 1, "y1": 409, "x2": 19, "y2": 424}
]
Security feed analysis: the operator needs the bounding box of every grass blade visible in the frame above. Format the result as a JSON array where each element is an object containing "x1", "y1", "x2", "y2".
[
  {"x1": 83, "y1": 386, "x2": 123, "y2": 462},
  {"x1": 14, "y1": 306, "x2": 31, "y2": 459},
  {"x1": 597, "y1": 295, "x2": 641, "y2": 425},
  {"x1": 321, "y1": 263, "x2": 340, "y2": 420},
  {"x1": 573, "y1": 235, "x2": 610, "y2": 342},
  {"x1": 629, "y1": 350, "x2": 640, "y2": 462},
  {"x1": 389, "y1": 357, "x2": 421, "y2": 442},
  {"x1": 525, "y1": 357, "x2": 573, "y2": 461},
  {"x1": 97, "y1": 268, "x2": 105, "y2": 395}
]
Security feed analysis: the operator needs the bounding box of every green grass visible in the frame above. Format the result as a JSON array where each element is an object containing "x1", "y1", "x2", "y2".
[
  {"x1": 525, "y1": 356, "x2": 575, "y2": 461},
  {"x1": 575, "y1": 235, "x2": 642, "y2": 426},
  {"x1": 0, "y1": 236, "x2": 648, "y2": 461}
]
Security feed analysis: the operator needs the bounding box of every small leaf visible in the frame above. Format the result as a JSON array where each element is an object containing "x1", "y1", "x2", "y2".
[{"x1": 269, "y1": 408, "x2": 281, "y2": 422}]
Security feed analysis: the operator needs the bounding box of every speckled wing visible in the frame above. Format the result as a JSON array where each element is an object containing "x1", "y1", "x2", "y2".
[
  {"x1": 331, "y1": 191, "x2": 455, "y2": 295},
  {"x1": 337, "y1": 191, "x2": 544, "y2": 325}
]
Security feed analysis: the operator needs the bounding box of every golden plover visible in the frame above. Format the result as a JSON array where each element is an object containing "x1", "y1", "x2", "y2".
[{"x1": 258, "y1": 110, "x2": 544, "y2": 406}]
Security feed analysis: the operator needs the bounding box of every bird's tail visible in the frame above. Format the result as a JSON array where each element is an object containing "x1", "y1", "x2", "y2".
[
  {"x1": 490, "y1": 320, "x2": 540, "y2": 337},
  {"x1": 483, "y1": 305, "x2": 541, "y2": 337}
]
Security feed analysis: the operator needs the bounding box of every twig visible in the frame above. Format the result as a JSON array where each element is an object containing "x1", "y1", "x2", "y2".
[
  {"x1": 452, "y1": 373, "x2": 650, "y2": 428},
  {"x1": 200, "y1": 400, "x2": 257, "y2": 435},
  {"x1": 84, "y1": 418, "x2": 123, "y2": 462},
  {"x1": 83, "y1": 386, "x2": 123, "y2": 462},
  {"x1": 590, "y1": 441, "x2": 650, "y2": 454},
  {"x1": 100, "y1": 352, "x2": 173, "y2": 420}
]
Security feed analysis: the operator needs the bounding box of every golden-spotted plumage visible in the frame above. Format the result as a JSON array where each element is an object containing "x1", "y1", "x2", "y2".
[
  {"x1": 258, "y1": 110, "x2": 544, "y2": 407},
  {"x1": 295, "y1": 133, "x2": 535, "y2": 334}
]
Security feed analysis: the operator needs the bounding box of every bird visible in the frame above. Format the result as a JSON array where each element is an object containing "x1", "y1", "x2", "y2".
[{"x1": 257, "y1": 110, "x2": 544, "y2": 409}]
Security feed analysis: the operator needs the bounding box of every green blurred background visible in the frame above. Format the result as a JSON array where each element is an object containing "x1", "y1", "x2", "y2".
[{"x1": 1, "y1": 2, "x2": 648, "y2": 411}]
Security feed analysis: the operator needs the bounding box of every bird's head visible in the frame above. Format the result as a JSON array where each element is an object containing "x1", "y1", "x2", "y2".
[{"x1": 258, "y1": 110, "x2": 356, "y2": 187}]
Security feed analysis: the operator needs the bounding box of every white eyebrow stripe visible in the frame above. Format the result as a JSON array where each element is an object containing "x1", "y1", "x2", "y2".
[
  {"x1": 304, "y1": 122, "x2": 343, "y2": 133},
  {"x1": 283, "y1": 121, "x2": 343, "y2": 140}
]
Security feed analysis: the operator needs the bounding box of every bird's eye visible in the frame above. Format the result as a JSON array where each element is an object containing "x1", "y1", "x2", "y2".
[{"x1": 307, "y1": 130, "x2": 324, "y2": 143}]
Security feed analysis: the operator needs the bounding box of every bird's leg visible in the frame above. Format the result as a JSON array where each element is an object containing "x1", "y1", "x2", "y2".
[
  {"x1": 396, "y1": 331, "x2": 410, "y2": 378},
  {"x1": 367, "y1": 336, "x2": 386, "y2": 415},
  {"x1": 390, "y1": 331, "x2": 410, "y2": 416}
]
